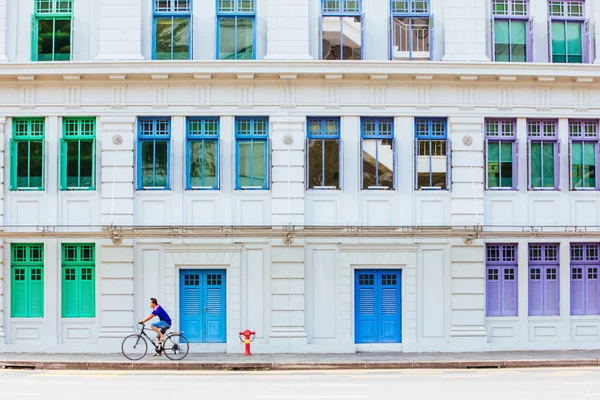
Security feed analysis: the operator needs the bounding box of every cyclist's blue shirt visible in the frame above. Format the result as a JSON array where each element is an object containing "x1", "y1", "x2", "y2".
[{"x1": 152, "y1": 305, "x2": 172, "y2": 325}]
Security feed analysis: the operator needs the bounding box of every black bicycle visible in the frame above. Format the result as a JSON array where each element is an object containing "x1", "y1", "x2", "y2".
[{"x1": 121, "y1": 323, "x2": 189, "y2": 361}]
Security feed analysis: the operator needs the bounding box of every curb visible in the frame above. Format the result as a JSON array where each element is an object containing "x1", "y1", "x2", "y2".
[{"x1": 1, "y1": 359, "x2": 599, "y2": 371}]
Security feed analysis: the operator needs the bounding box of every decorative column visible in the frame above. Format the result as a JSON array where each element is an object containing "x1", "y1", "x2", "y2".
[
  {"x1": 449, "y1": 117, "x2": 487, "y2": 348},
  {"x1": 98, "y1": 116, "x2": 136, "y2": 342},
  {"x1": 95, "y1": 0, "x2": 144, "y2": 60},
  {"x1": 263, "y1": 0, "x2": 312, "y2": 60},
  {"x1": 442, "y1": 0, "x2": 490, "y2": 62},
  {"x1": 0, "y1": 0, "x2": 8, "y2": 62}
]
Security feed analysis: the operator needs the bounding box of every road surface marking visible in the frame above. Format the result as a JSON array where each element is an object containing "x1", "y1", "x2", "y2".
[
  {"x1": 273, "y1": 385, "x2": 367, "y2": 388},
  {"x1": 0, "y1": 393, "x2": 41, "y2": 396},
  {"x1": 256, "y1": 396, "x2": 368, "y2": 399}
]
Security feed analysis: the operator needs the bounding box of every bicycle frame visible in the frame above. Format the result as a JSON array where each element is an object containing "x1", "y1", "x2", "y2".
[{"x1": 137, "y1": 323, "x2": 166, "y2": 351}]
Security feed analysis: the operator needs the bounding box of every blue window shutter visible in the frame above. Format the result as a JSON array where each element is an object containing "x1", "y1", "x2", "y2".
[
  {"x1": 414, "y1": 137, "x2": 419, "y2": 190},
  {"x1": 360, "y1": 11, "x2": 365, "y2": 60},
  {"x1": 486, "y1": 268, "x2": 501, "y2": 316},
  {"x1": 378, "y1": 271, "x2": 401, "y2": 343},
  {"x1": 189, "y1": 12, "x2": 194, "y2": 59},
  {"x1": 491, "y1": 18, "x2": 495, "y2": 61},
  {"x1": 319, "y1": 13, "x2": 323, "y2": 59},
  {"x1": 203, "y1": 270, "x2": 226, "y2": 343},
  {"x1": 185, "y1": 138, "x2": 191, "y2": 189},
  {"x1": 527, "y1": 17, "x2": 535, "y2": 62},
  {"x1": 180, "y1": 271, "x2": 202, "y2": 342},
  {"x1": 355, "y1": 271, "x2": 376, "y2": 343},
  {"x1": 446, "y1": 138, "x2": 451, "y2": 190},
  {"x1": 392, "y1": 137, "x2": 397, "y2": 190},
  {"x1": 429, "y1": 14, "x2": 434, "y2": 61},
  {"x1": 389, "y1": 15, "x2": 394, "y2": 60},
  {"x1": 586, "y1": 266, "x2": 599, "y2": 315}
]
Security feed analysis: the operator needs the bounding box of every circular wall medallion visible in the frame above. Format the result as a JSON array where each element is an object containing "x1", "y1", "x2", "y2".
[
  {"x1": 462, "y1": 135, "x2": 473, "y2": 146},
  {"x1": 112, "y1": 135, "x2": 123, "y2": 145},
  {"x1": 283, "y1": 134, "x2": 294, "y2": 145}
]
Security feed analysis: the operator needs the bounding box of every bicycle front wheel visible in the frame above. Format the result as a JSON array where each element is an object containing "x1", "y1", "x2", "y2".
[
  {"x1": 163, "y1": 333, "x2": 189, "y2": 361},
  {"x1": 121, "y1": 334, "x2": 148, "y2": 361}
]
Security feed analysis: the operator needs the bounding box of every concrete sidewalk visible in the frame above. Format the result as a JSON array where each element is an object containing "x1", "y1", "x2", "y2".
[{"x1": 1, "y1": 350, "x2": 600, "y2": 371}]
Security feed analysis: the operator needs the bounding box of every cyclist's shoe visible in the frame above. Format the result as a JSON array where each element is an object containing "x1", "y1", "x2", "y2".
[{"x1": 152, "y1": 351, "x2": 163, "y2": 357}]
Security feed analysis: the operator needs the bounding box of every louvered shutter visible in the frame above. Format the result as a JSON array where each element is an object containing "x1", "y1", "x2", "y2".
[
  {"x1": 79, "y1": 267, "x2": 96, "y2": 318},
  {"x1": 584, "y1": 19, "x2": 591, "y2": 64},
  {"x1": 9, "y1": 139, "x2": 16, "y2": 190},
  {"x1": 529, "y1": 267, "x2": 543, "y2": 316},
  {"x1": 527, "y1": 17, "x2": 534, "y2": 62},
  {"x1": 429, "y1": 14, "x2": 434, "y2": 61},
  {"x1": 59, "y1": 138, "x2": 67, "y2": 190},
  {"x1": 204, "y1": 271, "x2": 226, "y2": 343},
  {"x1": 355, "y1": 271, "x2": 376, "y2": 343},
  {"x1": 484, "y1": 138, "x2": 489, "y2": 189},
  {"x1": 547, "y1": 17, "x2": 553, "y2": 62},
  {"x1": 389, "y1": 15, "x2": 395, "y2": 60},
  {"x1": 446, "y1": 138, "x2": 452, "y2": 190},
  {"x1": 586, "y1": 266, "x2": 599, "y2": 315},
  {"x1": 486, "y1": 268, "x2": 501, "y2": 317},
  {"x1": 527, "y1": 140, "x2": 532, "y2": 190},
  {"x1": 491, "y1": 18, "x2": 496, "y2": 61},
  {"x1": 502, "y1": 266, "x2": 518, "y2": 316},
  {"x1": 414, "y1": 138, "x2": 419, "y2": 190},
  {"x1": 571, "y1": 267, "x2": 585, "y2": 315},
  {"x1": 556, "y1": 140, "x2": 561, "y2": 190},
  {"x1": 360, "y1": 11, "x2": 366, "y2": 60},
  {"x1": 11, "y1": 267, "x2": 28, "y2": 318},
  {"x1": 569, "y1": 141, "x2": 573, "y2": 190},
  {"x1": 544, "y1": 266, "x2": 560, "y2": 316},
  {"x1": 31, "y1": 15, "x2": 38, "y2": 61},
  {"x1": 392, "y1": 137, "x2": 397, "y2": 190},
  {"x1": 29, "y1": 267, "x2": 44, "y2": 318},
  {"x1": 514, "y1": 139, "x2": 519, "y2": 190},
  {"x1": 62, "y1": 267, "x2": 78, "y2": 317}
]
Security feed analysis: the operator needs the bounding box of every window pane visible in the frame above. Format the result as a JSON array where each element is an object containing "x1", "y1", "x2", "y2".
[
  {"x1": 172, "y1": 18, "x2": 190, "y2": 60},
  {"x1": 567, "y1": 22, "x2": 583, "y2": 63},
  {"x1": 37, "y1": 19, "x2": 54, "y2": 61},
  {"x1": 542, "y1": 142, "x2": 555, "y2": 187},
  {"x1": 378, "y1": 139, "x2": 393, "y2": 188},
  {"x1": 531, "y1": 142, "x2": 542, "y2": 187},
  {"x1": 189, "y1": 141, "x2": 203, "y2": 187},
  {"x1": 510, "y1": 20, "x2": 526, "y2": 62},
  {"x1": 238, "y1": 141, "x2": 265, "y2": 187},
  {"x1": 29, "y1": 141, "x2": 44, "y2": 188},
  {"x1": 155, "y1": 18, "x2": 173, "y2": 60},
  {"x1": 322, "y1": 17, "x2": 341, "y2": 60},
  {"x1": 324, "y1": 140, "x2": 340, "y2": 187},
  {"x1": 154, "y1": 141, "x2": 169, "y2": 188},
  {"x1": 341, "y1": 17, "x2": 362, "y2": 60},
  {"x1": 552, "y1": 22, "x2": 567, "y2": 63},
  {"x1": 16, "y1": 142, "x2": 30, "y2": 188},
  {"x1": 54, "y1": 18, "x2": 71, "y2": 61},
  {"x1": 218, "y1": 18, "x2": 236, "y2": 59},
  {"x1": 308, "y1": 140, "x2": 323, "y2": 188},
  {"x1": 584, "y1": 142, "x2": 596, "y2": 188},
  {"x1": 236, "y1": 18, "x2": 253, "y2": 59},
  {"x1": 488, "y1": 142, "x2": 500, "y2": 187},
  {"x1": 202, "y1": 141, "x2": 218, "y2": 188},
  {"x1": 494, "y1": 20, "x2": 510, "y2": 62},
  {"x1": 79, "y1": 141, "x2": 94, "y2": 188},
  {"x1": 66, "y1": 141, "x2": 79, "y2": 187},
  {"x1": 141, "y1": 141, "x2": 155, "y2": 187},
  {"x1": 500, "y1": 142, "x2": 513, "y2": 187}
]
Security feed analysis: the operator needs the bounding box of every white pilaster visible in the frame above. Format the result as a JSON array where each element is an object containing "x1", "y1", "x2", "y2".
[
  {"x1": 442, "y1": 0, "x2": 490, "y2": 62},
  {"x1": 593, "y1": 0, "x2": 600, "y2": 63},
  {"x1": 0, "y1": 117, "x2": 4, "y2": 344},
  {"x1": 0, "y1": 0, "x2": 8, "y2": 62},
  {"x1": 95, "y1": 0, "x2": 144, "y2": 60},
  {"x1": 263, "y1": 0, "x2": 312, "y2": 60}
]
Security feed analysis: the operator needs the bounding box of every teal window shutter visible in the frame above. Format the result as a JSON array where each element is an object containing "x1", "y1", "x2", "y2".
[
  {"x1": 9, "y1": 138, "x2": 16, "y2": 191},
  {"x1": 59, "y1": 138, "x2": 67, "y2": 190},
  {"x1": 61, "y1": 243, "x2": 95, "y2": 318},
  {"x1": 11, "y1": 244, "x2": 44, "y2": 318},
  {"x1": 62, "y1": 267, "x2": 78, "y2": 318},
  {"x1": 11, "y1": 267, "x2": 28, "y2": 318},
  {"x1": 29, "y1": 267, "x2": 44, "y2": 318},
  {"x1": 79, "y1": 267, "x2": 95, "y2": 317},
  {"x1": 31, "y1": 14, "x2": 37, "y2": 61}
]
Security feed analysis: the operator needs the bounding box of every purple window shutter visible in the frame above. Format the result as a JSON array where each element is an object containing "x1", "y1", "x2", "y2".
[
  {"x1": 529, "y1": 268, "x2": 543, "y2": 316},
  {"x1": 556, "y1": 140, "x2": 561, "y2": 190},
  {"x1": 484, "y1": 138, "x2": 489, "y2": 189},
  {"x1": 429, "y1": 14, "x2": 435, "y2": 61},
  {"x1": 527, "y1": 17, "x2": 534, "y2": 62},
  {"x1": 548, "y1": 17, "x2": 553, "y2": 62},
  {"x1": 446, "y1": 138, "x2": 452, "y2": 190},
  {"x1": 514, "y1": 139, "x2": 519, "y2": 190},
  {"x1": 586, "y1": 266, "x2": 599, "y2": 315},
  {"x1": 527, "y1": 140, "x2": 532, "y2": 190},
  {"x1": 414, "y1": 138, "x2": 419, "y2": 190},
  {"x1": 491, "y1": 18, "x2": 495, "y2": 61},
  {"x1": 568, "y1": 141, "x2": 573, "y2": 190},
  {"x1": 584, "y1": 19, "x2": 590, "y2": 64},
  {"x1": 571, "y1": 267, "x2": 585, "y2": 315},
  {"x1": 502, "y1": 266, "x2": 518, "y2": 316},
  {"x1": 544, "y1": 266, "x2": 560, "y2": 316},
  {"x1": 487, "y1": 268, "x2": 501, "y2": 317}
]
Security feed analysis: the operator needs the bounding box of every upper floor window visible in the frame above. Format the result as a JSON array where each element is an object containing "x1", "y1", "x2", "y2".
[
  {"x1": 138, "y1": 117, "x2": 171, "y2": 190},
  {"x1": 32, "y1": 0, "x2": 73, "y2": 61},
  {"x1": 235, "y1": 117, "x2": 269, "y2": 190},
  {"x1": 491, "y1": 0, "x2": 533, "y2": 62},
  {"x1": 321, "y1": 0, "x2": 363, "y2": 60},
  {"x1": 486, "y1": 244, "x2": 518, "y2": 317},
  {"x1": 528, "y1": 243, "x2": 560, "y2": 316},
  {"x1": 217, "y1": 0, "x2": 255, "y2": 60},
  {"x1": 10, "y1": 118, "x2": 45, "y2": 191},
  {"x1": 571, "y1": 243, "x2": 600, "y2": 315},
  {"x1": 361, "y1": 117, "x2": 395, "y2": 190},
  {"x1": 187, "y1": 117, "x2": 219, "y2": 190},
  {"x1": 527, "y1": 120, "x2": 559, "y2": 190},
  {"x1": 391, "y1": 0, "x2": 433, "y2": 61},
  {"x1": 307, "y1": 117, "x2": 341, "y2": 190},
  {"x1": 548, "y1": 0, "x2": 592, "y2": 63},
  {"x1": 485, "y1": 119, "x2": 517, "y2": 190},
  {"x1": 569, "y1": 120, "x2": 598, "y2": 190},
  {"x1": 414, "y1": 118, "x2": 449, "y2": 190},
  {"x1": 60, "y1": 117, "x2": 95, "y2": 191},
  {"x1": 153, "y1": 0, "x2": 192, "y2": 60}
]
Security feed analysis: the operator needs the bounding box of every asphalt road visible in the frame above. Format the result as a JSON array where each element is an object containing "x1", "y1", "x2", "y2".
[{"x1": 1, "y1": 367, "x2": 600, "y2": 399}]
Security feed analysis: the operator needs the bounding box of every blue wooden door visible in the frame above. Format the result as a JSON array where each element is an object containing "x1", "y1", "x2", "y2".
[
  {"x1": 180, "y1": 269, "x2": 226, "y2": 343},
  {"x1": 354, "y1": 269, "x2": 401, "y2": 343}
]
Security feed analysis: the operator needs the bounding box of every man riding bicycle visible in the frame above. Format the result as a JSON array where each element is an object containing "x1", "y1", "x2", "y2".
[{"x1": 138, "y1": 298, "x2": 172, "y2": 353}]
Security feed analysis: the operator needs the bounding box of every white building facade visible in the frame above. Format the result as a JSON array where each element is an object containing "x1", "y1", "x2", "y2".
[{"x1": 1, "y1": 0, "x2": 600, "y2": 353}]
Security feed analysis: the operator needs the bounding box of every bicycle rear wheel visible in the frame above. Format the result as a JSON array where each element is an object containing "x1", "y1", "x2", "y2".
[
  {"x1": 162, "y1": 333, "x2": 189, "y2": 361},
  {"x1": 121, "y1": 334, "x2": 148, "y2": 361}
]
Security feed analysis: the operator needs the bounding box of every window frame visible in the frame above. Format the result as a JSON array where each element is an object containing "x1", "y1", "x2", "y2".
[
  {"x1": 137, "y1": 117, "x2": 172, "y2": 191},
  {"x1": 235, "y1": 116, "x2": 269, "y2": 190},
  {"x1": 11, "y1": 243, "x2": 44, "y2": 318},
  {"x1": 61, "y1": 243, "x2": 95, "y2": 319},
  {"x1": 10, "y1": 117, "x2": 45, "y2": 191},
  {"x1": 491, "y1": 0, "x2": 533, "y2": 62},
  {"x1": 570, "y1": 243, "x2": 600, "y2": 315},
  {"x1": 216, "y1": 0, "x2": 256, "y2": 60},
  {"x1": 60, "y1": 117, "x2": 96, "y2": 191},
  {"x1": 390, "y1": 0, "x2": 433, "y2": 61},
  {"x1": 569, "y1": 119, "x2": 599, "y2": 191},
  {"x1": 186, "y1": 117, "x2": 220, "y2": 190},
  {"x1": 527, "y1": 119, "x2": 560, "y2": 191},
  {"x1": 485, "y1": 119, "x2": 518, "y2": 191},
  {"x1": 486, "y1": 243, "x2": 518, "y2": 317},
  {"x1": 306, "y1": 117, "x2": 342, "y2": 191},
  {"x1": 414, "y1": 117, "x2": 450, "y2": 191},
  {"x1": 320, "y1": 0, "x2": 364, "y2": 60},
  {"x1": 152, "y1": 0, "x2": 193, "y2": 60},
  {"x1": 360, "y1": 117, "x2": 395, "y2": 190},
  {"x1": 32, "y1": 0, "x2": 73, "y2": 62},
  {"x1": 528, "y1": 243, "x2": 560, "y2": 317},
  {"x1": 547, "y1": 0, "x2": 590, "y2": 64}
]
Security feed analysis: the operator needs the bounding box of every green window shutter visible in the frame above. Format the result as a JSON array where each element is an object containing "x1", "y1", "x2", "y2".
[
  {"x1": 9, "y1": 139, "x2": 16, "y2": 191},
  {"x1": 31, "y1": 14, "x2": 38, "y2": 61},
  {"x1": 59, "y1": 138, "x2": 66, "y2": 190},
  {"x1": 11, "y1": 267, "x2": 28, "y2": 318},
  {"x1": 79, "y1": 267, "x2": 95, "y2": 317},
  {"x1": 29, "y1": 267, "x2": 44, "y2": 318},
  {"x1": 62, "y1": 267, "x2": 79, "y2": 317},
  {"x1": 91, "y1": 139, "x2": 96, "y2": 190}
]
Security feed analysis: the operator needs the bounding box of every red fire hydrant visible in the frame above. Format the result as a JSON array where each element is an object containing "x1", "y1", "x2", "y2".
[{"x1": 239, "y1": 329, "x2": 256, "y2": 355}]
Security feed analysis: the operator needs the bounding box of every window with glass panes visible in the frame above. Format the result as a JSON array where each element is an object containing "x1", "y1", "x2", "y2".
[
  {"x1": 11, "y1": 244, "x2": 44, "y2": 318},
  {"x1": 486, "y1": 244, "x2": 518, "y2": 317},
  {"x1": 61, "y1": 243, "x2": 95, "y2": 318},
  {"x1": 307, "y1": 118, "x2": 341, "y2": 190},
  {"x1": 321, "y1": 0, "x2": 363, "y2": 60},
  {"x1": 569, "y1": 120, "x2": 598, "y2": 190},
  {"x1": 235, "y1": 117, "x2": 269, "y2": 190},
  {"x1": 153, "y1": 0, "x2": 192, "y2": 60},
  {"x1": 10, "y1": 118, "x2": 45, "y2": 191},
  {"x1": 361, "y1": 117, "x2": 395, "y2": 190},
  {"x1": 528, "y1": 243, "x2": 560, "y2": 316},
  {"x1": 414, "y1": 118, "x2": 449, "y2": 190},
  {"x1": 187, "y1": 117, "x2": 219, "y2": 190},
  {"x1": 60, "y1": 118, "x2": 95, "y2": 191},
  {"x1": 390, "y1": 0, "x2": 433, "y2": 61},
  {"x1": 571, "y1": 243, "x2": 600, "y2": 315},
  {"x1": 548, "y1": 0, "x2": 591, "y2": 63},
  {"x1": 32, "y1": 0, "x2": 73, "y2": 61},
  {"x1": 491, "y1": 0, "x2": 532, "y2": 62},
  {"x1": 217, "y1": 0, "x2": 255, "y2": 60},
  {"x1": 138, "y1": 117, "x2": 171, "y2": 190},
  {"x1": 485, "y1": 119, "x2": 517, "y2": 190},
  {"x1": 527, "y1": 120, "x2": 559, "y2": 190}
]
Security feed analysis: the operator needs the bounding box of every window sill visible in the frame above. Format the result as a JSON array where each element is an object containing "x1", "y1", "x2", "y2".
[
  {"x1": 570, "y1": 315, "x2": 600, "y2": 320},
  {"x1": 528, "y1": 316, "x2": 561, "y2": 321},
  {"x1": 486, "y1": 316, "x2": 519, "y2": 322}
]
